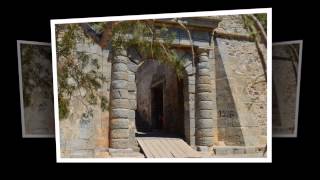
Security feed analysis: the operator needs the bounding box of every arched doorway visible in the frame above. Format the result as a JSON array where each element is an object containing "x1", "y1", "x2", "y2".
[{"x1": 135, "y1": 60, "x2": 185, "y2": 138}]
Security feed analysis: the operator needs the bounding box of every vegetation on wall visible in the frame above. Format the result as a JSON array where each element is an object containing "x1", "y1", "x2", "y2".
[
  {"x1": 242, "y1": 13, "x2": 267, "y2": 45},
  {"x1": 21, "y1": 44, "x2": 52, "y2": 107},
  {"x1": 56, "y1": 20, "x2": 193, "y2": 120},
  {"x1": 95, "y1": 20, "x2": 187, "y2": 78},
  {"x1": 56, "y1": 24, "x2": 108, "y2": 119}
]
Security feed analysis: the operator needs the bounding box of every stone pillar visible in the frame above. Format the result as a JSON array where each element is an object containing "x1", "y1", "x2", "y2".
[
  {"x1": 128, "y1": 70, "x2": 139, "y2": 151},
  {"x1": 195, "y1": 49, "x2": 214, "y2": 148},
  {"x1": 110, "y1": 50, "x2": 130, "y2": 149},
  {"x1": 184, "y1": 62, "x2": 196, "y2": 147}
]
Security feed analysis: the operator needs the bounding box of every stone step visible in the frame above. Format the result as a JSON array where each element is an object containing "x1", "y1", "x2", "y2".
[
  {"x1": 109, "y1": 148, "x2": 145, "y2": 158},
  {"x1": 212, "y1": 145, "x2": 266, "y2": 156}
]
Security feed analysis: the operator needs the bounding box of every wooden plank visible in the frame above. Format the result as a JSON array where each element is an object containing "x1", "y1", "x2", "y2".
[
  {"x1": 160, "y1": 138, "x2": 182, "y2": 158},
  {"x1": 154, "y1": 138, "x2": 172, "y2": 158},
  {"x1": 159, "y1": 138, "x2": 174, "y2": 158},
  {"x1": 149, "y1": 139, "x2": 165, "y2": 158},
  {"x1": 165, "y1": 138, "x2": 186, "y2": 158},
  {"x1": 171, "y1": 139, "x2": 192, "y2": 158},
  {"x1": 174, "y1": 139, "x2": 200, "y2": 158},
  {"x1": 143, "y1": 139, "x2": 160, "y2": 158},
  {"x1": 137, "y1": 137, "x2": 201, "y2": 158},
  {"x1": 137, "y1": 138, "x2": 154, "y2": 158}
]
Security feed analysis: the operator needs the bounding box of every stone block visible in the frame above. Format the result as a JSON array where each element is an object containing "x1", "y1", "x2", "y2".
[
  {"x1": 196, "y1": 118, "x2": 213, "y2": 128},
  {"x1": 128, "y1": 99, "x2": 137, "y2": 110},
  {"x1": 195, "y1": 128, "x2": 213, "y2": 138},
  {"x1": 112, "y1": 72, "x2": 128, "y2": 80},
  {"x1": 196, "y1": 84, "x2": 212, "y2": 92},
  {"x1": 198, "y1": 110, "x2": 212, "y2": 119},
  {"x1": 113, "y1": 55, "x2": 128, "y2": 64},
  {"x1": 128, "y1": 62, "x2": 138, "y2": 73},
  {"x1": 196, "y1": 137, "x2": 213, "y2": 146},
  {"x1": 128, "y1": 110, "x2": 135, "y2": 119},
  {"x1": 110, "y1": 139, "x2": 129, "y2": 149},
  {"x1": 111, "y1": 109, "x2": 128, "y2": 118},
  {"x1": 110, "y1": 118, "x2": 129, "y2": 129},
  {"x1": 188, "y1": 85, "x2": 195, "y2": 93},
  {"x1": 198, "y1": 101, "x2": 213, "y2": 110},
  {"x1": 198, "y1": 61, "x2": 210, "y2": 69},
  {"x1": 197, "y1": 76, "x2": 211, "y2": 84},
  {"x1": 111, "y1": 89, "x2": 129, "y2": 99},
  {"x1": 128, "y1": 74, "x2": 135, "y2": 82},
  {"x1": 128, "y1": 82, "x2": 137, "y2": 92},
  {"x1": 111, "y1": 99, "x2": 130, "y2": 109},
  {"x1": 198, "y1": 68, "x2": 210, "y2": 76},
  {"x1": 198, "y1": 92, "x2": 213, "y2": 101},
  {"x1": 110, "y1": 129, "x2": 129, "y2": 139},
  {"x1": 111, "y1": 80, "x2": 128, "y2": 89},
  {"x1": 112, "y1": 63, "x2": 128, "y2": 72},
  {"x1": 197, "y1": 146, "x2": 210, "y2": 152}
]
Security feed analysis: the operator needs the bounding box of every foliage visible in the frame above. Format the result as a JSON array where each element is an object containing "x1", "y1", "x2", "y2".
[
  {"x1": 56, "y1": 24, "x2": 107, "y2": 119},
  {"x1": 56, "y1": 20, "x2": 189, "y2": 120},
  {"x1": 110, "y1": 20, "x2": 185, "y2": 78},
  {"x1": 243, "y1": 14, "x2": 267, "y2": 43},
  {"x1": 21, "y1": 44, "x2": 52, "y2": 107},
  {"x1": 254, "y1": 14, "x2": 267, "y2": 33}
]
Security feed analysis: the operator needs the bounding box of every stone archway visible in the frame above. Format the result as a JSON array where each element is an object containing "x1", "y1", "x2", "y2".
[{"x1": 109, "y1": 49, "x2": 198, "y2": 149}]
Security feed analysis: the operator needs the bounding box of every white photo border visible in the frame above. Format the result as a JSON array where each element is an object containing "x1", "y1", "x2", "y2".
[
  {"x1": 17, "y1": 40, "x2": 55, "y2": 138},
  {"x1": 272, "y1": 40, "x2": 303, "y2": 138},
  {"x1": 51, "y1": 8, "x2": 272, "y2": 163}
]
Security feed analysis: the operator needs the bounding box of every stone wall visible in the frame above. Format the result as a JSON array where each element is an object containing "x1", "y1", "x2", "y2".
[
  {"x1": 21, "y1": 44, "x2": 55, "y2": 136},
  {"x1": 212, "y1": 15, "x2": 267, "y2": 147},
  {"x1": 59, "y1": 32, "x2": 111, "y2": 158},
  {"x1": 272, "y1": 44, "x2": 298, "y2": 135}
]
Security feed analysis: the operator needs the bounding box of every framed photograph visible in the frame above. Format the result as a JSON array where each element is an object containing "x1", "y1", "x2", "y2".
[
  {"x1": 17, "y1": 40, "x2": 55, "y2": 138},
  {"x1": 272, "y1": 40, "x2": 303, "y2": 137},
  {"x1": 51, "y1": 8, "x2": 272, "y2": 162}
]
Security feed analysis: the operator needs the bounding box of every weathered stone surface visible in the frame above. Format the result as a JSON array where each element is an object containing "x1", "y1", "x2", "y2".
[
  {"x1": 196, "y1": 119, "x2": 214, "y2": 128},
  {"x1": 128, "y1": 82, "x2": 137, "y2": 92},
  {"x1": 128, "y1": 74, "x2": 135, "y2": 82},
  {"x1": 128, "y1": 110, "x2": 135, "y2": 119},
  {"x1": 110, "y1": 139, "x2": 129, "y2": 149},
  {"x1": 189, "y1": 85, "x2": 196, "y2": 93},
  {"x1": 198, "y1": 52, "x2": 209, "y2": 62},
  {"x1": 197, "y1": 146, "x2": 210, "y2": 152},
  {"x1": 112, "y1": 72, "x2": 128, "y2": 80},
  {"x1": 111, "y1": 89, "x2": 129, "y2": 99},
  {"x1": 111, "y1": 80, "x2": 128, "y2": 89},
  {"x1": 198, "y1": 101, "x2": 213, "y2": 110},
  {"x1": 113, "y1": 55, "x2": 128, "y2": 64},
  {"x1": 198, "y1": 92, "x2": 213, "y2": 101},
  {"x1": 198, "y1": 110, "x2": 212, "y2": 119},
  {"x1": 110, "y1": 129, "x2": 129, "y2": 139},
  {"x1": 112, "y1": 63, "x2": 128, "y2": 72},
  {"x1": 198, "y1": 68, "x2": 211, "y2": 76},
  {"x1": 111, "y1": 99, "x2": 130, "y2": 109},
  {"x1": 197, "y1": 76, "x2": 212, "y2": 84},
  {"x1": 196, "y1": 84, "x2": 212, "y2": 92},
  {"x1": 128, "y1": 62, "x2": 138, "y2": 73},
  {"x1": 110, "y1": 119, "x2": 129, "y2": 129},
  {"x1": 128, "y1": 99, "x2": 137, "y2": 110},
  {"x1": 198, "y1": 61, "x2": 210, "y2": 69},
  {"x1": 196, "y1": 137, "x2": 213, "y2": 146},
  {"x1": 111, "y1": 109, "x2": 129, "y2": 118},
  {"x1": 195, "y1": 129, "x2": 213, "y2": 137}
]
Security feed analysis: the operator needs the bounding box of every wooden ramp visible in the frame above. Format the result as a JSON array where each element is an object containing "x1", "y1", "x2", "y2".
[{"x1": 136, "y1": 137, "x2": 201, "y2": 158}]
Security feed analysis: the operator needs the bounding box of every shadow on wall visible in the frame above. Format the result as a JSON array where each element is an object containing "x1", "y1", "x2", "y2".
[
  {"x1": 214, "y1": 39, "x2": 245, "y2": 146},
  {"x1": 272, "y1": 80, "x2": 281, "y2": 126}
]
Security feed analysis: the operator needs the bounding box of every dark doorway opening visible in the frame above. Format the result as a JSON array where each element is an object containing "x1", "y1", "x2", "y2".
[{"x1": 151, "y1": 83, "x2": 164, "y2": 130}]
